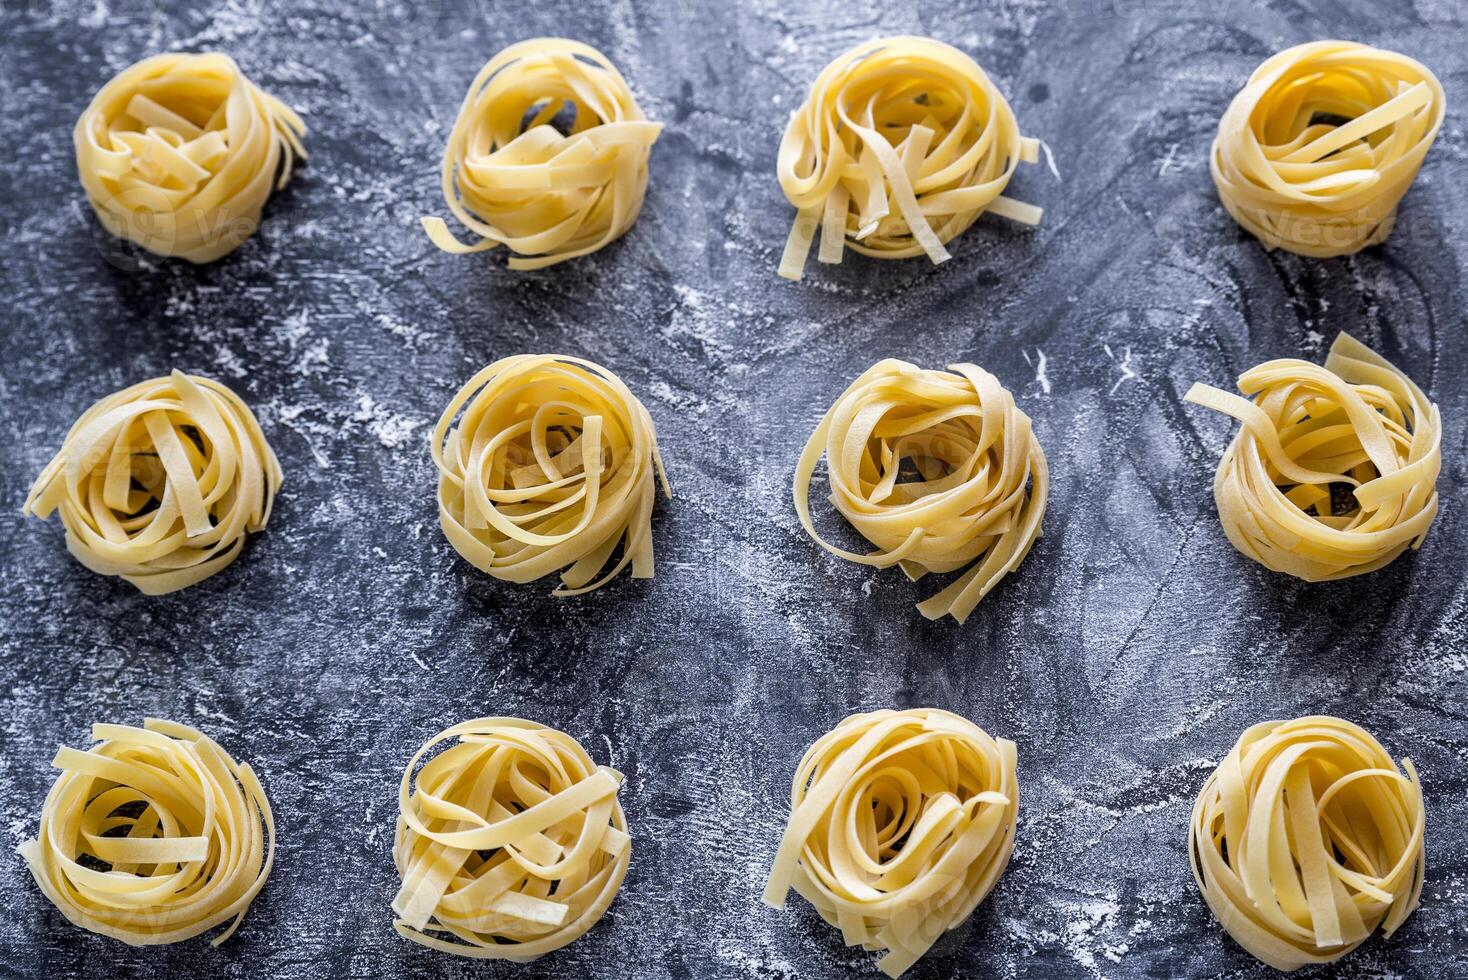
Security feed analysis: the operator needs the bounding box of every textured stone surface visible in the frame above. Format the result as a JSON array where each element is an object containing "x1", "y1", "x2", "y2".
[{"x1": 2, "y1": 0, "x2": 1466, "y2": 977}]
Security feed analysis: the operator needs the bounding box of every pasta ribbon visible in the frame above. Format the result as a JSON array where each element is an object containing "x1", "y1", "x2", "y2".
[
  {"x1": 24, "y1": 370, "x2": 282, "y2": 594},
  {"x1": 75, "y1": 52, "x2": 306, "y2": 263},
  {"x1": 422, "y1": 38, "x2": 661, "y2": 269},
  {"x1": 794, "y1": 359, "x2": 1048, "y2": 623},
  {"x1": 17, "y1": 719, "x2": 275, "y2": 946},
  {"x1": 763, "y1": 708, "x2": 1019, "y2": 978},
  {"x1": 392, "y1": 718, "x2": 631, "y2": 960},
  {"x1": 432, "y1": 354, "x2": 670, "y2": 595},
  {"x1": 776, "y1": 36, "x2": 1042, "y2": 280},
  {"x1": 1185, "y1": 332, "x2": 1440, "y2": 580},
  {"x1": 1211, "y1": 40, "x2": 1444, "y2": 257},
  {"x1": 1190, "y1": 716, "x2": 1426, "y2": 970}
]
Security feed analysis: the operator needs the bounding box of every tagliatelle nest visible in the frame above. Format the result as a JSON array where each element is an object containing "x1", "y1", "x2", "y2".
[
  {"x1": 422, "y1": 38, "x2": 662, "y2": 269},
  {"x1": 1190, "y1": 715, "x2": 1425, "y2": 970},
  {"x1": 24, "y1": 370, "x2": 282, "y2": 594},
  {"x1": 763, "y1": 708, "x2": 1019, "y2": 978},
  {"x1": 75, "y1": 52, "x2": 306, "y2": 263},
  {"x1": 776, "y1": 35, "x2": 1042, "y2": 280},
  {"x1": 1185, "y1": 332, "x2": 1440, "y2": 581},
  {"x1": 794, "y1": 358, "x2": 1048, "y2": 623},
  {"x1": 18, "y1": 719, "x2": 275, "y2": 946},
  {"x1": 1211, "y1": 40, "x2": 1444, "y2": 257},
  {"x1": 431, "y1": 354, "x2": 670, "y2": 594},
  {"x1": 392, "y1": 718, "x2": 631, "y2": 960}
]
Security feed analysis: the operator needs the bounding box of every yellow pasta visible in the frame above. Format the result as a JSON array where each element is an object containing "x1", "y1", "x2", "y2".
[
  {"x1": 763, "y1": 708, "x2": 1019, "y2": 978},
  {"x1": 422, "y1": 38, "x2": 661, "y2": 269},
  {"x1": 1211, "y1": 40, "x2": 1444, "y2": 257},
  {"x1": 776, "y1": 35, "x2": 1042, "y2": 280},
  {"x1": 23, "y1": 370, "x2": 282, "y2": 594},
  {"x1": 432, "y1": 354, "x2": 670, "y2": 595},
  {"x1": 75, "y1": 52, "x2": 306, "y2": 263},
  {"x1": 18, "y1": 718, "x2": 275, "y2": 946},
  {"x1": 794, "y1": 358, "x2": 1047, "y2": 623},
  {"x1": 1185, "y1": 332, "x2": 1440, "y2": 580},
  {"x1": 1190, "y1": 716, "x2": 1425, "y2": 970},
  {"x1": 392, "y1": 718, "x2": 631, "y2": 960}
]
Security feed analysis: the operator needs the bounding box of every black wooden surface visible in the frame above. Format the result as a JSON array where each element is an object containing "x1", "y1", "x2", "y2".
[{"x1": 2, "y1": 1, "x2": 1466, "y2": 977}]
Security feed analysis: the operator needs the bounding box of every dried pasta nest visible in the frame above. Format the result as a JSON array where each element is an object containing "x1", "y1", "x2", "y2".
[
  {"x1": 776, "y1": 35, "x2": 1042, "y2": 280},
  {"x1": 18, "y1": 719, "x2": 275, "y2": 946},
  {"x1": 1190, "y1": 715, "x2": 1426, "y2": 970},
  {"x1": 392, "y1": 718, "x2": 631, "y2": 959},
  {"x1": 1211, "y1": 40, "x2": 1444, "y2": 257},
  {"x1": 422, "y1": 38, "x2": 662, "y2": 269},
  {"x1": 1185, "y1": 332, "x2": 1440, "y2": 580},
  {"x1": 763, "y1": 708, "x2": 1019, "y2": 978},
  {"x1": 431, "y1": 354, "x2": 670, "y2": 594},
  {"x1": 794, "y1": 358, "x2": 1048, "y2": 622},
  {"x1": 24, "y1": 370, "x2": 282, "y2": 594},
  {"x1": 75, "y1": 52, "x2": 306, "y2": 262}
]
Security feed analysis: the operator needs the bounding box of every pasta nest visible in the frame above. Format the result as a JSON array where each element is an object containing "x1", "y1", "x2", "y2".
[
  {"x1": 18, "y1": 719, "x2": 275, "y2": 946},
  {"x1": 1185, "y1": 332, "x2": 1440, "y2": 581},
  {"x1": 776, "y1": 35, "x2": 1042, "y2": 280},
  {"x1": 432, "y1": 354, "x2": 670, "y2": 595},
  {"x1": 1190, "y1": 716, "x2": 1425, "y2": 971},
  {"x1": 392, "y1": 718, "x2": 631, "y2": 960},
  {"x1": 762, "y1": 708, "x2": 1019, "y2": 979},
  {"x1": 24, "y1": 370, "x2": 283, "y2": 595},
  {"x1": 794, "y1": 358, "x2": 1048, "y2": 623},
  {"x1": 1211, "y1": 40, "x2": 1444, "y2": 257},
  {"x1": 75, "y1": 52, "x2": 306, "y2": 263},
  {"x1": 422, "y1": 38, "x2": 662, "y2": 269}
]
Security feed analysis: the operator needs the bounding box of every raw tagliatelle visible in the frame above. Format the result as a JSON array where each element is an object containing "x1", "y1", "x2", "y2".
[
  {"x1": 17, "y1": 719, "x2": 275, "y2": 946},
  {"x1": 1211, "y1": 40, "x2": 1444, "y2": 257},
  {"x1": 776, "y1": 36, "x2": 1043, "y2": 280},
  {"x1": 432, "y1": 354, "x2": 670, "y2": 595},
  {"x1": 75, "y1": 52, "x2": 306, "y2": 263},
  {"x1": 1185, "y1": 332, "x2": 1440, "y2": 580},
  {"x1": 23, "y1": 370, "x2": 282, "y2": 594},
  {"x1": 794, "y1": 359, "x2": 1048, "y2": 623},
  {"x1": 422, "y1": 38, "x2": 661, "y2": 269},
  {"x1": 1190, "y1": 716, "x2": 1426, "y2": 971},
  {"x1": 392, "y1": 718, "x2": 631, "y2": 959},
  {"x1": 763, "y1": 708, "x2": 1019, "y2": 979}
]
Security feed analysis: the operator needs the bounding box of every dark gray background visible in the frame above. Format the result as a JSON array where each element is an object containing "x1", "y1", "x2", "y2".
[{"x1": 1, "y1": 0, "x2": 1465, "y2": 977}]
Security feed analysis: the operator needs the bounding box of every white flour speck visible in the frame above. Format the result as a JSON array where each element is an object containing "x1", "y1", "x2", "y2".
[
  {"x1": 1041, "y1": 140, "x2": 1062, "y2": 182},
  {"x1": 1105, "y1": 344, "x2": 1138, "y2": 395},
  {"x1": 353, "y1": 394, "x2": 422, "y2": 450}
]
